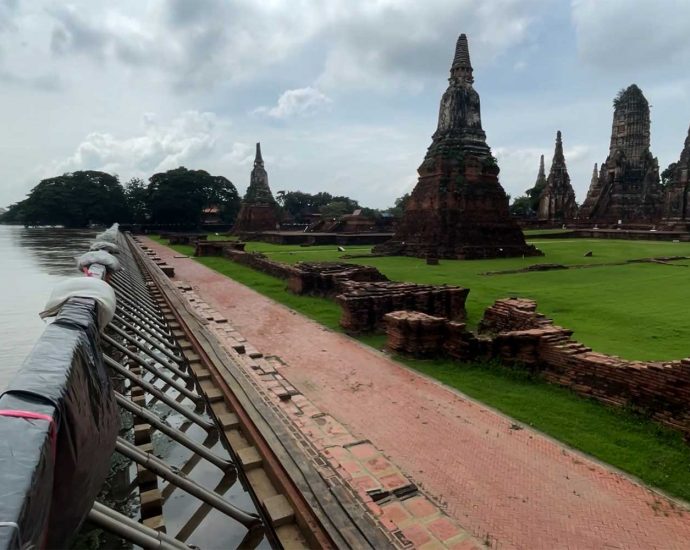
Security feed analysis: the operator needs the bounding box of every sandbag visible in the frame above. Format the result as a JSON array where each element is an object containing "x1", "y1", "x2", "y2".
[
  {"x1": 89, "y1": 240, "x2": 120, "y2": 254},
  {"x1": 76, "y1": 250, "x2": 121, "y2": 273},
  {"x1": 40, "y1": 277, "x2": 116, "y2": 330},
  {"x1": 95, "y1": 223, "x2": 119, "y2": 243}
]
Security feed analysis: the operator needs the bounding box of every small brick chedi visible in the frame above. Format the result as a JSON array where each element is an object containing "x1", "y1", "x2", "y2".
[
  {"x1": 661, "y1": 124, "x2": 690, "y2": 227},
  {"x1": 537, "y1": 131, "x2": 578, "y2": 221},
  {"x1": 233, "y1": 142, "x2": 279, "y2": 233},
  {"x1": 374, "y1": 34, "x2": 540, "y2": 259},
  {"x1": 579, "y1": 85, "x2": 662, "y2": 223}
]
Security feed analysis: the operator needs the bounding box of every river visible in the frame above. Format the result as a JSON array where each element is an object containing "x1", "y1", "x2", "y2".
[{"x1": 0, "y1": 225, "x2": 98, "y2": 390}]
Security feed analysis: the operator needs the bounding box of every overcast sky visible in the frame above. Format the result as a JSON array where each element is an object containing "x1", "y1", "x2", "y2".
[{"x1": 2, "y1": 0, "x2": 690, "y2": 209}]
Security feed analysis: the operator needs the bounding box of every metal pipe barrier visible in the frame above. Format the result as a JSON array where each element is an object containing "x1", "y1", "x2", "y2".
[{"x1": 0, "y1": 225, "x2": 267, "y2": 549}]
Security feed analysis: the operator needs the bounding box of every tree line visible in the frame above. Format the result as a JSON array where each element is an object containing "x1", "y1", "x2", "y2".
[{"x1": 0, "y1": 167, "x2": 409, "y2": 228}]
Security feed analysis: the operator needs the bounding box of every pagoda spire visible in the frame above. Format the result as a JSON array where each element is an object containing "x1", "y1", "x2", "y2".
[
  {"x1": 538, "y1": 154, "x2": 545, "y2": 179},
  {"x1": 554, "y1": 130, "x2": 564, "y2": 162},
  {"x1": 254, "y1": 142, "x2": 264, "y2": 167},
  {"x1": 451, "y1": 33, "x2": 473, "y2": 83}
]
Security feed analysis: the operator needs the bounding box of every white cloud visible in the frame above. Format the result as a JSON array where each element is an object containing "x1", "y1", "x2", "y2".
[
  {"x1": 571, "y1": 0, "x2": 690, "y2": 73},
  {"x1": 253, "y1": 87, "x2": 332, "y2": 119},
  {"x1": 220, "y1": 142, "x2": 254, "y2": 167},
  {"x1": 316, "y1": 0, "x2": 542, "y2": 91},
  {"x1": 35, "y1": 0, "x2": 545, "y2": 92},
  {"x1": 53, "y1": 111, "x2": 225, "y2": 178}
]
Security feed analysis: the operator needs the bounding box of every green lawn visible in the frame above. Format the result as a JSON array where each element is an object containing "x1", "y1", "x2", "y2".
[
  {"x1": 151, "y1": 235, "x2": 690, "y2": 502},
  {"x1": 238, "y1": 238, "x2": 690, "y2": 361}
]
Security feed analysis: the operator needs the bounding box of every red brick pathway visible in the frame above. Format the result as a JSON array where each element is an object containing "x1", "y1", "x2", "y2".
[{"x1": 145, "y1": 238, "x2": 690, "y2": 549}]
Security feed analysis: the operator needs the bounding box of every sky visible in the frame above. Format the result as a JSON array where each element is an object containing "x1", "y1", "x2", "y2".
[{"x1": 1, "y1": 0, "x2": 690, "y2": 210}]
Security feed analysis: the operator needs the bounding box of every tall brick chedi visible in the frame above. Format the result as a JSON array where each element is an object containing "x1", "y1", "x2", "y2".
[
  {"x1": 538, "y1": 131, "x2": 578, "y2": 221},
  {"x1": 579, "y1": 85, "x2": 661, "y2": 223},
  {"x1": 375, "y1": 34, "x2": 539, "y2": 259},
  {"x1": 661, "y1": 125, "x2": 690, "y2": 226},
  {"x1": 233, "y1": 143, "x2": 278, "y2": 233}
]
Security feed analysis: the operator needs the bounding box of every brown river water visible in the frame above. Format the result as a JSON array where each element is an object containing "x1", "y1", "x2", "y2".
[{"x1": 0, "y1": 225, "x2": 98, "y2": 390}]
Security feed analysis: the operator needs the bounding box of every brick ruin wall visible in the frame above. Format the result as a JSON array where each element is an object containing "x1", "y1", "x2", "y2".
[
  {"x1": 221, "y1": 247, "x2": 297, "y2": 280},
  {"x1": 216, "y1": 243, "x2": 469, "y2": 333},
  {"x1": 337, "y1": 282, "x2": 469, "y2": 334},
  {"x1": 385, "y1": 298, "x2": 690, "y2": 439},
  {"x1": 285, "y1": 262, "x2": 389, "y2": 296}
]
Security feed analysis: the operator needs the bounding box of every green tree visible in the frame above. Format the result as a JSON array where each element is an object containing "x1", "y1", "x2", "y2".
[
  {"x1": 384, "y1": 192, "x2": 411, "y2": 217},
  {"x1": 510, "y1": 195, "x2": 534, "y2": 217},
  {"x1": 525, "y1": 181, "x2": 545, "y2": 213},
  {"x1": 2, "y1": 171, "x2": 127, "y2": 227},
  {"x1": 147, "y1": 167, "x2": 240, "y2": 225},
  {"x1": 124, "y1": 177, "x2": 149, "y2": 223},
  {"x1": 276, "y1": 190, "x2": 360, "y2": 222},
  {"x1": 661, "y1": 163, "x2": 677, "y2": 188},
  {"x1": 320, "y1": 200, "x2": 353, "y2": 218}
]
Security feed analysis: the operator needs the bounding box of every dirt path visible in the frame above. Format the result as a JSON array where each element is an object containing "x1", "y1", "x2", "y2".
[{"x1": 145, "y1": 238, "x2": 690, "y2": 549}]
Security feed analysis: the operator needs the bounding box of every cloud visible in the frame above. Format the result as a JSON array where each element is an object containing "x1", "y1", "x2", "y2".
[
  {"x1": 53, "y1": 111, "x2": 225, "y2": 178},
  {"x1": 316, "y1": 0, "x2": 543, "y2": 91},
  {"x1": 0, "y1": 0, "x2": 19, "y2": 32},
  {"x1": 0, "y1": 69, "x2": 62, "y2": 91},
  {"x1": 49, "y1": 6, "x2": 108, "y2": 57},
  {"x1": 253, "y1": 87, "x2": 332, "y2": 119},
  {"x1": 40, "y1": 0, "x2": 544, "y2": 93},
  {"x1": 571, "y1": 0, "x2": 690, "y2": 73}
]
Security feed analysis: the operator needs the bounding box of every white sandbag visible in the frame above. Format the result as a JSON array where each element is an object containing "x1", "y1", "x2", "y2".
[
  {"x1": 96, "y1": 223, "x2": 120, "y2": 243},
  {"x1": 40, "y1": 277, "x2": 116, "y2": 330},
  {"x1": 90, "y1": 241, "x2": 120, "y2": 254},
  {"x1": 76, "y1": 250, "x2": 122, "y2": 273}
]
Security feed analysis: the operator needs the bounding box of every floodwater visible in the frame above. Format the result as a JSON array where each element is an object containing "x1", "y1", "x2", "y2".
[{"x1": 0, "y1": 225, "x2": 97, "y2": 390}]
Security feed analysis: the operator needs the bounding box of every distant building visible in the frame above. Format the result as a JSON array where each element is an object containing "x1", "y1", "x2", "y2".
[
  {"x1": 233, "y1": 143, "x2": 279, "y2": 233},
  {"x1": 537, "y1": 131, "x2": 578, "y2": 221},
  {"x1": 374, "y1": 33, "x2": 539, "y2": 259},
  {"x1": 661, "y1": 124, "x2": 690, "y2": 226},
  {"x1": 579, "y1": 85, "x2": 661, "y2": 223}
]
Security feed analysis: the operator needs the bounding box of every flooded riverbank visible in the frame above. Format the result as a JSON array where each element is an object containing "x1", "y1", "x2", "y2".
[{"x1": 0, "y1": 225, "x2": 97, "y2": 389}]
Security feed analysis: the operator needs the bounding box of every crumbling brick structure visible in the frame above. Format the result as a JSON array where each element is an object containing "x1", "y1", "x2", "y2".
[
  {"x1": 374, "y1": 34, "x2": 540, "y2": 260},
  {"x1": 221, "y1": 247, "x2": 297, "y2": 279},
  {"x1": 384, "y1": 298, "x2": 690, "y2": 439},
  {"x1": 337, "y1": 282, "x2": 468, "y2": 333},
  {"x1": 195, "y1": 240, "x2": 245, "y2": 257},
  {"x1": 286, "y1": 262, "x2": 388, "y2": 296}
]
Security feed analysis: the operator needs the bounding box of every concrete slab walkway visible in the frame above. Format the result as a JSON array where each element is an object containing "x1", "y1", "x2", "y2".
[{"x1": 144, "y1": 238, "x2": 690, "y2": 550}]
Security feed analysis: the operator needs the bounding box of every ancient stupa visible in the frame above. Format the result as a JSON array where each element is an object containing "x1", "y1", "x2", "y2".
[
  {"x1": 233, "y1": 143, "x2": 279, "y2": 233},
  {"x1": 538, "y1": 131, "x2": 578, "y2": 221},
  {"x1": 578, "y1": 85, "x2": 661, "y2": 223},
  {"x1": 661, "y1": 124, "x2": 690, "y2": 226},
  {"x1": 374, "y1": 34, "x2": 540, "y2": 259}
]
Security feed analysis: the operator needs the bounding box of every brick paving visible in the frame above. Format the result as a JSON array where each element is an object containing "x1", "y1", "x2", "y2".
[
  {"x1": 169, "y1": 278, "x2": 482, "y2": 549},
  {"x1": 143, "y1": 238, "x2": 690, "y2": 549}
]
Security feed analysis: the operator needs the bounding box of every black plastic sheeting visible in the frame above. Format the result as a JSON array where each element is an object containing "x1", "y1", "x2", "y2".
[{"x1": 0, "y1": 297, "x2": 119, "y2": 549}]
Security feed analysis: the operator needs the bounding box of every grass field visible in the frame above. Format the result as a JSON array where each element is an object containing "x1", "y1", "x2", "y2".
[
  {"x1": 151, "y1": 235, "x2": 690, "y2": 502},
  {"x1": 244, "y1": 238, "x2": 690, "y2": 361}
]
